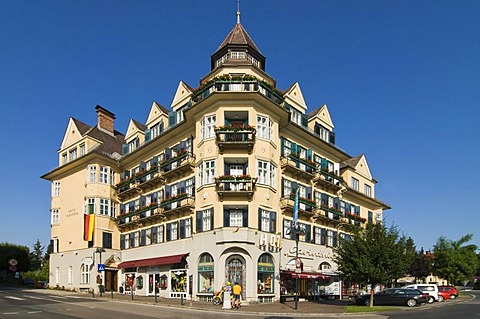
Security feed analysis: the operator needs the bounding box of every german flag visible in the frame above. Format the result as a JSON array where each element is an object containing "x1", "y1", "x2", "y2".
[{"x1": 84, "y1": 205, "x2": 95, "y2": 241}]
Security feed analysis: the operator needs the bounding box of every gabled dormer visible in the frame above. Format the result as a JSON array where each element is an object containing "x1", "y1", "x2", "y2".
[
  {"x1": 171, "y1": 81, "x2": 193, "y2": 112},
  {"x1": 308, "y1": 104, "x2": 336, "y2": 144},
  {"x1": 283, "y1": 82, "x2": 307, "y2": 113}
]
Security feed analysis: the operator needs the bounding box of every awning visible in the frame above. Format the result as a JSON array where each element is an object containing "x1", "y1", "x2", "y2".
[
  {"x1": 118, "y1": 253, "x2": 187, "y2": 269},
  {"x1": 282, "y1": 270, "x2": 328, "y2": 279}
]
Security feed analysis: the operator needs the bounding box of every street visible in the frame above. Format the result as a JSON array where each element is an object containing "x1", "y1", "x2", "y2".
[{"x1": 0, "y1": 287, "x2": 477, "y2": 319}]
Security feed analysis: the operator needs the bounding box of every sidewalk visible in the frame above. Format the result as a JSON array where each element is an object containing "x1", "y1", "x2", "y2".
[{"x1": 91, "y1": 292, "x2": 348, "y2": 315}]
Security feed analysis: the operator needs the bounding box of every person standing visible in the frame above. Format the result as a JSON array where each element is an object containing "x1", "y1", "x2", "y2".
[{"x1": 232, "y1": 282, "x2": 242, "y2": 308}]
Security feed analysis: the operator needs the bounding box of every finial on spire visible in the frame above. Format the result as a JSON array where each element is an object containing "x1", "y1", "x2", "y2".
[{"x1": 236, "y1": 0, "x2": 241, "y2": 24}]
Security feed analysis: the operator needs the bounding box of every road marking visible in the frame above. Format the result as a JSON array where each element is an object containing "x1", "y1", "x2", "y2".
[
  {"x1": 22, "y1": 295, "x2": 44, "y2": 300},
  {"x1": 4, "y1": 296, "x2": 26, "y2": 300},
  {"x1": 27, "y1": 311, "x2": 42, "y2": 314},
  {"x1": 3, "y1": 312, "x2": 19, "y2": 315}
]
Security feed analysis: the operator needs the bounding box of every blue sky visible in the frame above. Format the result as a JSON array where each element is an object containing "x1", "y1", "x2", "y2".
[{"x1": 1, "y1": 0, "x2": 479, "y2": 253}]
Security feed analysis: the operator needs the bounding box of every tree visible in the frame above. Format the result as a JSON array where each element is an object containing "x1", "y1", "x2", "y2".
[
  {"x1": 29, "y1": 239, "x2": 44, "y2": 271},
  {"x1": 0, "y1": 242, "x2": 31, "y2": 273},
  {"x1": 334, "y1": 222, "x2": 415, "y2": 306},
  {"x1": 409, "y1": 249, "x2": 434, "y2": 283},
  {"x1": 433, "y1": 234, "x2": 478, "y2": 285}
]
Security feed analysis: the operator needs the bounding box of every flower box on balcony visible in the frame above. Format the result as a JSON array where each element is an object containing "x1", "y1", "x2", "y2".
[
  {"x1": 214, "y1": 125, "x2": 256, "y2": 132},
  {"x1": 160, "y1": 193, "x2": 188, "y2": 206}
]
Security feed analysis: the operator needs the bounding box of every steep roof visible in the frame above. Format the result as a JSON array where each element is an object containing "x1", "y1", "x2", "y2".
[
  {"x1": 71, "y1": 118, "x2": 91, "y2": 135},
  {"x1": 215, "y1": 22, "x2": 263, "y2": 55},
  {"x1": 340, "y1": 154, "x2": 363, "y2": 170},
  {"x1": 86, "y1": 126, "x2": 124, "y2": 156},
  {"x1": 132, "y1": 119, "x2": 147, "y2": 132}
]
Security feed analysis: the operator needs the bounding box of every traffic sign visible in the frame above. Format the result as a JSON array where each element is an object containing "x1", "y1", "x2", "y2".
[
  {"x1": 98, "y1": 264, "x2": 105, "y2": 272},
  {"x1": 8, "y1": 259, "x2": 17, "y2": 266}
]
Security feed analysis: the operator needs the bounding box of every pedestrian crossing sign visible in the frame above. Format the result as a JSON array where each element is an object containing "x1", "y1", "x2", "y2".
[{"x1": 98, "y1": 264, "x2": 105, "y2": 272}]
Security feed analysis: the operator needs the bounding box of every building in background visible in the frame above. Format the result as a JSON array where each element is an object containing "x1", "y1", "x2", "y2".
[{"x1": 42, "y1": 14, "x2": 389, "y2": 302}]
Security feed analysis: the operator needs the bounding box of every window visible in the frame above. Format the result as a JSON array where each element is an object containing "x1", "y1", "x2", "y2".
[
  {"x1": 86, "y1": 198, "x2": 95, "y2": 214},
  {"x1": 229, "y1": 210, "x2": 243, "y2": 227},
  {"x1": 257, "y1": 254, "x2": 274, "y2": 294},
  {"x1": 180, "y1": 218, "x2": 192, "y2": 238},
  {"x1": 68, "y1": 266, "x2": 73, "y2": 284},
  {"x1": 99, "y1": 198, "x2": 109, "y2": 216},
  {"x1": 224, "y1": 209, "x2": 247, "y2": 227},
  {"x1": 80, "y1": 263, "x2": 90, "y2": 284},
  {"x1": 128, "y1": 139, "x2": 138, "y2": 153},
  {"x1": 364, "y1": 184, "x2": 372, "y2": 197},
  {"x1": 103, "y1": 232, "x2": 112, "y2": 249},
  {"x1": 326, "y1": 230, "x2": 338, "y2": 247},
  {"x1": 88, "y1": 165, "x2": 97, "y2": 183},
  {"x1": 258, "y1": 208, "x2": 276, "y2": 233},
  {"x1": 55, "y1": 267, "x2": 60, "y2": 285},
  {"x1": 196, "y1": 208, "x2": 213, "y2": 232},
  {"x1": 198, "y1": 253, "x2": 214, "y2": 293},
  {"x1": 53, "y1": 181, "x2": 60, "y2": 197},
  {"x1": 151, "y1": 121, "x2": 163, "y2": 139},
  {"x1": 230, "y1": 51, "x2": 246, "y2": 59},
  {"x1": 52, "y1": 238, "x2": 59, "y2": 253},
  {"x1": 257, "y1": 160, "x2": 276, "y2": 188},
  {"x1": 69, "y1": 148, "x2": 77, "y2": 161},
  {"x1": 62, "y1": 153, "x2": 67, "y2": 164},
  {"x1": 79, "y1": 143, "x2": 85, "y2": 156},
  {"x1": 100, "y1": 166, "x2": 110, "y2": 184},
  {"x1": 257, "y1": 115, "x2": 272, "y2": 140},
  {"x1": 186, "y1": 177, "x2": 194, "y2": 196},
  {"x1": 283, "y1": 220, "x2": 310, "y2": 242},
  {"x1": 351, "y1": 177, "x2": 359, "y2": 191},
  {"x1": 291, "y1": 108, "x2": 302, "y2": 125},
  {"x1": 368, "y1": 211, "x2": 373, "y2": 223},
  {"x1": 152, "y1": 225, "x2": 164, "y2": 244},
  {"x1": 201, "y1": 115, "x2": 216, "y2": 140},
  {"x1": 199, "y1": 160, "x2": 216, "y2": 186},
  {"x1": 314, "y1": 227, "x2": 327, "y2": 245},
  {"x1": 167, "y1": 222, "x2": 178, "y2": 241},
  {"x1": 51, "y1": 209, "x2": 60, "y2": 225}
]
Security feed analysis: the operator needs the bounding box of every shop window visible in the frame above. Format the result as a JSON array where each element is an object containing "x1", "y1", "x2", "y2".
[
  {"x1": 198, "y1": 253, "x2": 214, "y2": 293},
  {"x1": 257, "y1": 254, "x2": 274, "y2": 294}
]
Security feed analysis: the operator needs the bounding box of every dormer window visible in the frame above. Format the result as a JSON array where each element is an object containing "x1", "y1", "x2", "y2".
[{"x1": 230, "y1": 51, "x2": 245, "y2": 59}]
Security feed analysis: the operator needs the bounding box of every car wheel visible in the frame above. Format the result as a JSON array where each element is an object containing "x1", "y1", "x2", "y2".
[
  {"x1": 450, "y1": 295, "x2": 456, "y2": 300},
  {"x1": 427, "y1": 296, "x2": 434, "y2": 304},
  {"x1": 364, "y1": 298, "x2": 371, "y2": 306},
  {"x1": 406, "y1": 299, "x2": 417, "y2": 307},
  {"x1": 438, "y1": 295, "x2": 444, "y2": 302}
]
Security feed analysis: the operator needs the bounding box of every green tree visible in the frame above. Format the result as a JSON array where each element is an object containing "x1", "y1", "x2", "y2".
[
  {"x1": 409, "y1": 249, "x2": 434, "y2": 283},
  {"x1": 433, "y1": 234, "x2": 477, "y2": 285},
  {"x1": 29, "y1": 239, "x2": 44, "y2": 271},
  {"x1": 334, "y1": 222, "x2": 415, "y2": 306},
  {"x1": 0, "y1": 242, "x2": 31, "y2": 273}
]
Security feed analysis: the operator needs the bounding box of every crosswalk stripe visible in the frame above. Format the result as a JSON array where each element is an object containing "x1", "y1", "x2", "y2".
[{"x1": 4, "y1": 296, "x2": 26, "y2": 301}]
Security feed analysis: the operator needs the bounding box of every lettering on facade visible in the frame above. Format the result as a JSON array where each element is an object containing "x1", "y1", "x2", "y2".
[
  {"x1": 66, "y1": 209, "x2": 78, "y2": 218},
  {"x1": 258, "y1": 233, "x2": 282, "y2": 252},
  {"x1": 288, "y1": 246, "x2": 334, "y2": 260}
]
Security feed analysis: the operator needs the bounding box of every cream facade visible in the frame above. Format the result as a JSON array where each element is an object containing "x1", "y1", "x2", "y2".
[{"x1": 42, "y1": 20, "x2": 389, "y2": 302}]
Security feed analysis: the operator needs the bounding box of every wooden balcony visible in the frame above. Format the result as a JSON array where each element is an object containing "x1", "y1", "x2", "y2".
[
  {"x1": 136, "y1": 166, "x2": 165, "y2": 192},
  {"x1": 280, "y1": 156, "x2": 315, "y2": 181},
  {"x1": 215, "y1": 177, "x2": 257, "y2": 201},
  {"x1": 279, "y1": 196, "x2": 316, "y2": 218},
  {"x1": 215, "y1": 128, "x2": 256, "y2": 154},
  {"x1": 313, "y1": 170, "x2": 343, "y2": 193},
  {"x1": 160, "y1": 153, "x2": 195, "y2": 182},
  {"x1": 160, "y1": 195, "x2": 195, "y2": 216}
]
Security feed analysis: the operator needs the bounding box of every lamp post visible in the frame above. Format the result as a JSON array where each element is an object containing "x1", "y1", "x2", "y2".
[{"x1": 94, "y1": 247, "x2": 106, "y2": 297}]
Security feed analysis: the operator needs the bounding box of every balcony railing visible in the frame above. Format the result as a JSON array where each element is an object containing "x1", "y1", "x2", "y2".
[
  {"x1": 313, "y1": 168, "x2": 344, "y2": 192},
  {"x1": 160, "y1": 152, "x2": 195, "y2": 182},
  {"x1": 117, "y1": 203, "x2": 160, "y2": 228},
  {"x1": 215, "y1": 126, "x2": 256, "y2": 154},
  {"x1": 215, "y1": 175, "x2": 257, "y2": 201},
  {"x1": 192, "y1": 77, "x2": 284, "y2": 106},
  {"x1": 280, "y1": 156, "x2": 315, "y2": 181},
  {"x1": 160, "y1": 193, "x2": 195, "y2": 214}
]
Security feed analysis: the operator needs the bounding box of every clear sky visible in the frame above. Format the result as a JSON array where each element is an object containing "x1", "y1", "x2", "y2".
[{"x1": 1, "y1": 0, "x2": 479, "y2": 253}]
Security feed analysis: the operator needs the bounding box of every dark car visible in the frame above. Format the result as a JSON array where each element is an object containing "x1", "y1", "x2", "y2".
[
  {"x1": 356, "y1": 288, "x2": 428, "y2": 307},
  {"x1": 438, "y1": 286, "x2": 459, "y2": 300}
]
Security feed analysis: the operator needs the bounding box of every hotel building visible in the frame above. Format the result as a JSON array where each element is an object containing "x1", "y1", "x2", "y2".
[{"x1": 42, "y1": 16, "x2": 390, "y2": 302}]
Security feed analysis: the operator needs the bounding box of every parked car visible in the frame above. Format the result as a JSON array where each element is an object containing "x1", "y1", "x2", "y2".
[
  {"x1": 22, "y1": 278, "x2": 34, "y2": 287},
  {"x1": 405, "y1": 284, "x2": 440, "y2": 303},
  {"x1": 355, "y1": 288, "x2": 428, "y2": 307},
  {"x1": 438, "y1": 286, "x2": 459, "y2": 300}
]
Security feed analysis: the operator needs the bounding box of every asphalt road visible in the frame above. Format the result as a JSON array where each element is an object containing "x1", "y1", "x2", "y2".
[{"x1": 0, "y1": 287, "x2": 477, "y2": 319}]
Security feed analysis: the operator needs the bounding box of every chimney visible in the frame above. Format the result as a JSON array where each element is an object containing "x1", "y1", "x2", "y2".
[{"x1": 95, "y1": 105, "x2": 115, "y2": 135}]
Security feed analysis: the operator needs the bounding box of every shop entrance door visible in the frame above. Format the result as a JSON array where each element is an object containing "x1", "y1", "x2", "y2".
[
  {"x1": 226, "y1": 256, "x2": 246, "y2": 300},
  {"x1": 148, "y1": 274, "x2": 160, "y2": 296}
]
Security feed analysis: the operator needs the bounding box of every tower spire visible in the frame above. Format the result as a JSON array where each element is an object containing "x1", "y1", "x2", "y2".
[{"x1": 236, "y1": 0, "x2": 241, "y2": 24}]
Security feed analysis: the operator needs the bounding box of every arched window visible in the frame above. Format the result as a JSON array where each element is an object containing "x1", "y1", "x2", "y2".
[
  {"x1": 198, "y1": 253, "x2": 214, "y2": 293},
  {"x1": 319, "y1": 262, "x2": 332, "y2": 271},
  {"x1": 257, "y1": 254, "x2": 274, "y2": 294},
  {"x1": 80, "y1": 263, "x2": 90, "y2": 284}
]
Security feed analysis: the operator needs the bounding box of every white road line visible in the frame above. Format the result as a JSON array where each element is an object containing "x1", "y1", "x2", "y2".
[
  {"x1": 4, "y1": 296, "x2": 27, "y2": 301},
  {"x1": 3, "y1": 312, "x2": 19, "y2": 315},
  {"x1": 27, "y1": 311, "x2": 42, "y2": 314},
  {"x1": 22, "y1": 295, "x2": 44, "y2": 300}
]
